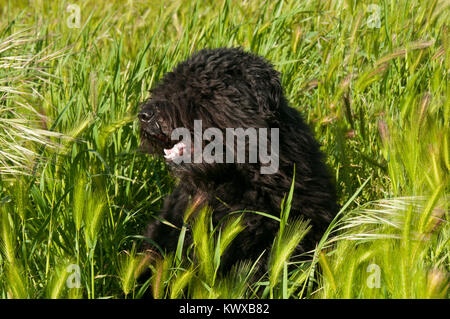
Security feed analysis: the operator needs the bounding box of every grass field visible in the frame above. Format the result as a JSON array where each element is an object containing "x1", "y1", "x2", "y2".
[{"x1": 0, "y1": 0, "x2": 448, "y2": 299}]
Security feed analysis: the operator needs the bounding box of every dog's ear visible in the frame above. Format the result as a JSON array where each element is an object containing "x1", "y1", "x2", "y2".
[
  {"x1": 268, "y1": 74, "x2": 283, "y2": 111},
  {"x1": 254, "y1": 69, "x2": 283, "y2": 120}
]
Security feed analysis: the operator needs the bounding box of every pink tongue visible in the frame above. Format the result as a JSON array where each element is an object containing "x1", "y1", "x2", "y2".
[{"x1": 164, "y1": 142, "x2": 185, "y2": 160}]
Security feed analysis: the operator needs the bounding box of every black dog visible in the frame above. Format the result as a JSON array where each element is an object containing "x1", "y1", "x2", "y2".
[{"x1": 139, "y1": 47, "x2": 338, "y2": 271}]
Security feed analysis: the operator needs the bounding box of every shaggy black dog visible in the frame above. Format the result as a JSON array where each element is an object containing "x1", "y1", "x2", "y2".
[{"x1": 139, "y1": 47, "x2": 338, "y2": 271}]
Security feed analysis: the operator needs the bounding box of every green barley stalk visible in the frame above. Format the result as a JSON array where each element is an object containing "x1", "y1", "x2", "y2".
[
  {"x1": 268, "y1": 174, "x2": 311, "y2": 298},
  {"x1": 45, "y1": 262, "x2": 71, "y2": 299},
  {"x1": 151, "y1": 253, "x2": 173, "y2": 299},
  {"x1": 169, "y1": 267, "x2": 195, "y2": 299},
  {"x1": 117, "y1": 246, "x2": 151, "y2": 298},
  {"x1": 0, "y1": 206, "x2": 28, "y2": 298},
  {"x1": 191, "y1": 206, "x2": 216, "y2": 286}
]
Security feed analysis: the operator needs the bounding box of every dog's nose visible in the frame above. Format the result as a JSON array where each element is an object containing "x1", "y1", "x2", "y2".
[{"x1": 138, "y1": 111, "x2": 153, "y2": 123}]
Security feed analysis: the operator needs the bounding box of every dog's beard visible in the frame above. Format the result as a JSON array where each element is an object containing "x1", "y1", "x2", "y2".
[
  {"x1": 140, "y1": 125, "x2": 187, "y2": 162},
  {"x1": 140, "y1": 129, "x2": 172, "y2": 156}
]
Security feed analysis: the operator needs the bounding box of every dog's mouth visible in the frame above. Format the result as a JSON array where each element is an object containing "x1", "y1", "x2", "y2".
[
  {"x1": 163, "y1": 141, "x2": 187, "y2": 161},
  {"x1": 141, "y1": 128, "x2": 187, "y2": 162}
]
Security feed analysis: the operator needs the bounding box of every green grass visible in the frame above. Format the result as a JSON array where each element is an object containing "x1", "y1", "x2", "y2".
[{"x1": 0, "y1": 0, "x2": 448, "y2": 299}]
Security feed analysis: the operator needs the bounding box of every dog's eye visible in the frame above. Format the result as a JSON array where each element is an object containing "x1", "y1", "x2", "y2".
[{"x1": 138, "y1": 110, "x2": 154, "y2": 123}]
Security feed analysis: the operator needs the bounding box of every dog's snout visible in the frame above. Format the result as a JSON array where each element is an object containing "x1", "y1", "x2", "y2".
[{"x1": 138, "y1": 111, "x2": 153, "y2": 123}]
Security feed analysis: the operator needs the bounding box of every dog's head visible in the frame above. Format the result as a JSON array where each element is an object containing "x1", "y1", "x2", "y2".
[
  {"x1": 139, "y1": 99, "x2": 179, "y2": 157},
  {"x1": 139, "y1": 48, "x2": 284, "y2": 176},
  {"x1": 138, "y1": 97, "x2": 210, "y2": 169}
]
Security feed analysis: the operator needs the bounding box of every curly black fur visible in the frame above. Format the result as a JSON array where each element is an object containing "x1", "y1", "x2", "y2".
[{"x1": 139, "y1": 47, "x2": 338, "y2": 271}]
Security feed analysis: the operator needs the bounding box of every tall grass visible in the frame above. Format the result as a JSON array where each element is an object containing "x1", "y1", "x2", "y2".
[
  {"x1": 0, "y1": 30, "x2": 67, "y2": 176},
  {"x1": 0, "y1": 0, "x2": 448, "y2": 298}
]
